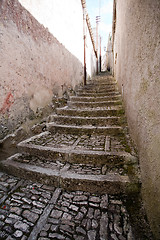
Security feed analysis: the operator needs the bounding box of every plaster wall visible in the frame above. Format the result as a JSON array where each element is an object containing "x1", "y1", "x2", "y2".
[
  {"x1": 18, "y1": 0, "x2": 96, "y2": 77},
  {"x1": 18, "y1": 0, "x2": 84, "y2": 64},
  {"x1": 0, "y1": 0, "x2": 85, "y2": 138},
  {"x1": 113, "y1": 0, "x2": 160, "y2": 238},
  {"x1": 18, "y1": 0, "x2": 97, "y2": 78},
  {"x1": 106, "y1": 34, "x2": 113, "y2": 74},
  {"x1": 85, "y1": 22, "x2": 97, "y2": 78}
]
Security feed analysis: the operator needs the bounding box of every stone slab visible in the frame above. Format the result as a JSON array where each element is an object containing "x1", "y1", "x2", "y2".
[
  {"x1": 76, "y1": 91, "x2": 120, "y2": 97},
  {"x1": 56, "y1": 106, "x2": 123, "y2": 117},
  {"x1": 68, "y1": 100, "x2": 122, "y2": 108},
  {"x1": 70, "y1": 95, "x2": 121, "y2": 102},
  {"x1": 47, "y1": 123, "x2": 123, "y2": 135},
  {"x1": 0, "y1": 155, "x2": 139, "y2": 195},
  {"x1": 48, "y1": 114, "x2": 120, "y2": 126},
  {"x1": 17, "y1": 134, "x2": 137, "y2": 166}
]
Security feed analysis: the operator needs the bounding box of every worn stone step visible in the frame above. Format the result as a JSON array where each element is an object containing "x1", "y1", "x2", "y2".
[
  {"x1": 47, "y1": 123, "x2": 123, "y2": 136},
  {"x1": 78, "y1": 84, "x2": 117, "y2": 91},
  {"x1": 70, "y1": 95, "x2": 122, "y2": 102},
  {"x1": 56, "y1": 106, "x2": 124, "y2": 117},
  {"x1": 87, "y1": 82, "x2": 117, "y2": 86},
  {"x1": 68, "y1": 100, "x2": 122, "y2": 108},
  {"x1": 16, "y1": 132, "x2": 136, "y2": 166},
  {"x1": 77, "y1": 87, "x2": 117, "y2": 94},
  {"x1": 87, "y1": 78, "x2": 116, "y2": 85},
  {"x1": 76, "y1": 91, "x2": 120, "y2": 97},
  {"x1": 48, "y1": 115, "x2": 120, "y2": 126},
  {"x1": 88, "y1": 77, "x2": 116, "y2": 82},
  {"x1": 84, "y1": 83, "x2": 117, "y2": 89},
  {"x1": 0, "y1": 153, "x2": 139, "y2": 195}
]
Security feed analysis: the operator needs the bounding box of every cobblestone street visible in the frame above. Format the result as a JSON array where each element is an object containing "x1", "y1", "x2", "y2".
[{"x1": 0, "y1": 172, "x2": 134, "y2": 240}]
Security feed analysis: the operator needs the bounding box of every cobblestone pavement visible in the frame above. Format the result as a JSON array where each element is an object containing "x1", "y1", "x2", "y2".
[
  {"x1": 14, "y1": 153, "x2": 126, "y2": 176},
  {"x1": 0, "y1": 172, "x2": 134, "y2": 240}
]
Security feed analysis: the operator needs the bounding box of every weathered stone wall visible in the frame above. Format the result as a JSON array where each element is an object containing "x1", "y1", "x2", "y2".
[
  {"x1": 0, "y1": 0, "x2": 96, "y2": 139},
  {"x1": 113, "y1": 0, "x2": 160, "y2": 238}
]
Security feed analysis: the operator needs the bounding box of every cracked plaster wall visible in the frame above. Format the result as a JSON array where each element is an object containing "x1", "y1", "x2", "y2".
[{"x1": 113, "y1": 0, "x2": 160, "y2": 238}]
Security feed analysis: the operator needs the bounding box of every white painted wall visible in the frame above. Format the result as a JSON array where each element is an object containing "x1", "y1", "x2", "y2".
[
  {"x1": 85, "y1": 21, "x2": 97, "y2": 77},
  {"x1": 106, "y1": 34, "x2": 113, "y2": 73}
]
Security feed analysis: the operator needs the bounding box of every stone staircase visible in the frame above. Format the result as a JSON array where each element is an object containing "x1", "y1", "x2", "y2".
[{"x1": 0, "y1": 73, "x2": 140, "y2": 195}]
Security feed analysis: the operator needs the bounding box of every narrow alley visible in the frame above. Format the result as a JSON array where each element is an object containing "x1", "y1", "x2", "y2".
[
  {"x1": 0, "y1": 73, "x2": 152, "y2": 239},
  {"x1": 0, "y1": 0, "x2": 159, "y2": 239}
]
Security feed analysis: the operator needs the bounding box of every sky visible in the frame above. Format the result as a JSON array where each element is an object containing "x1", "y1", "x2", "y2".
[{"x1": 85, "y1": 0, "x2": 113, "y2": 55}]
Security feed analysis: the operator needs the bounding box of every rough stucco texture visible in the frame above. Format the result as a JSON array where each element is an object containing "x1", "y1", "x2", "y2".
[
  {"x1": 113, "y1": 0, "x2": 160, "y2": 238},
  {"x1": 18, "y1": 0, "x2": 97, "y2": 78},
  {"x1": 0, "y1": 0, "x2": 83, "y2": 138},
  {"x1": 106, "y1": 36, "x2": 113, "y2": 74}
]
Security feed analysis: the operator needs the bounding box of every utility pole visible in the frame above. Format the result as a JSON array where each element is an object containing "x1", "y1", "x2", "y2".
[
  {"x1": 96, "y1": 15, "x2": 100, "y2": 75},
  {"x1": 82, "y1": 1, "x2": 87, "y2": 85},
  {"x1": 99, "y1": 0, "x2": 101, "y2": 73},
  {"x1": 96, "y1": 0, "x2": 101, "y2": 74},
  {"x1": 100, "y1": 36, "x2": 102, "y2": 72}
]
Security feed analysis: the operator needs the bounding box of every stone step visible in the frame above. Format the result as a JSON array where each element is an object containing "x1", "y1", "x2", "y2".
[
  {"x1": 77, "y1": 87, "x2": 117, "y2": 94},
  {"x1": 87, "y1": 81, "x2": 116, "y2": 86},
  {"x1": 87, "y1": 78, "x2": 116, "y2": 85},
  {"x1": 16, "y1": 132, "x2": 136, "y2": 166},
  {"x1": 0, "y1": 153, "x2": 139, "y2": 195},
  {"x1": 76, "y1": 91, "x2": 120, "y2": 97},
  {"x1": 68, "y1": 100, "x2": 122, "y2": 108},
  {"x1": 47, "y1": 123, "x2": 123, "y2": 136},
  {"x1": 78, "y1": 84, "x2": 117, "y2": 91},
  {"x1": 48, "y1": 115, "x2": 120, "y2": 126},
  {"x1": 56, "y1": 106, "x2": 124, "y2": 117},
  {"x1": 70, "y1": 95, "x2": 122, "y2": 102},
  {"x1": 84, "y1": 82, "x2": 117, "y2": 88}
]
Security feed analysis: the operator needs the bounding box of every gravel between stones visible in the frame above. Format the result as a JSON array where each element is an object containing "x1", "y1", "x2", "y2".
[{"x1": 0, "y1": 172, "x2": 134, "y2": 240}]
